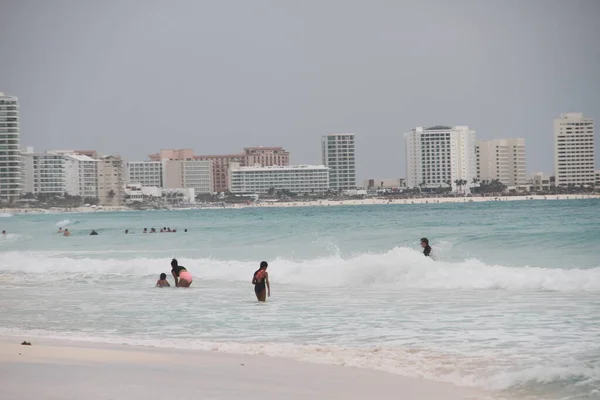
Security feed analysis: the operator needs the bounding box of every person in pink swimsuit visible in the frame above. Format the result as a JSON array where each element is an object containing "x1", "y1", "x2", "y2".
[{"x1": 171, "y1": 258, "x2": 192, "y2": 287}]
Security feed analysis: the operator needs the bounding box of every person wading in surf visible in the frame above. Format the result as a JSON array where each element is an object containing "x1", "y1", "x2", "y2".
[
  {"x1": 252, "y1": 261, "x2": 271, "y2": 302},
  {"x1": 421, "y1": 237, "x2": 435, "y2": 260},
  {"x1": 170, "y1": 258, "x2": 193, "y2": 287}
]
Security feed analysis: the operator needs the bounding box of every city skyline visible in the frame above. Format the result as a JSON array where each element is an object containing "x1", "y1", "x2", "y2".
[{"x1": 1, "y1": 1, "x2": 599, "y2": 179}]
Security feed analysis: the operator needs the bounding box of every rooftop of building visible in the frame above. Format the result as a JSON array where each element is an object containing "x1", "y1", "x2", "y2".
[
  {"x1": 425, "y1": 125, "x2": 452, "y2": 131},
  {"x1": 243, "y1": 146, "x2": 288, "y2": 152},
  {"x1": 194, "y1": 154, "x2": 245, "y2": 159},
  {"x1": 231, "y1": 164, "x2": 328, "y2": 171},
  {"x1": 64, "y1": 154, "x2": 98, "y2": 162}
]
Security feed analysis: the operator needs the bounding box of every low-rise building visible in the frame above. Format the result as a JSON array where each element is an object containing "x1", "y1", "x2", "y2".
[
  {"x1": 229, "y1": 163, "x2": 329, "y2": 194},
  {"x1": 529, "y1": 172, "x2": 553, "y2": 192},
  {"x1": 123, "y1": 183, "x2": 196, "y2": 204},
  {"x1": 363, "y1": 178, "x2": 405, "y2": 189}
]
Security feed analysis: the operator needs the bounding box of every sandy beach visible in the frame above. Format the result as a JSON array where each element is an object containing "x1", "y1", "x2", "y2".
[
  {"x1": 1, "y1": 194, "x2": 598, "y2": 215},
  {"x1": 0, "y1": 336, "x2": 489, "y2": 400}
]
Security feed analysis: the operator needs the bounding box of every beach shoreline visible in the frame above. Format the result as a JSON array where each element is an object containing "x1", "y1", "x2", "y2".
[
  {"x1": 0, "y1": 335, "x2": 490, "y2": 400},
  {"x1": 1, "y1": 194, "x2": 598, "y2": 215}
]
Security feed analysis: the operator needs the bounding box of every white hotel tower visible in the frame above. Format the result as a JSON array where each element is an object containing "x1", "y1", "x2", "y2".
[
  {"x1": 0, "y1": 92, "x2": 22, "y2": 202},
  {"x1": 321, "y1": 133, "x2": 356, "y2": 190},
  {"x1": 554, "y1": 113, "x2": 595, "y2": 187},
  {"x1": 405, "y1": 125, "x2": 477, "y2": 192}
]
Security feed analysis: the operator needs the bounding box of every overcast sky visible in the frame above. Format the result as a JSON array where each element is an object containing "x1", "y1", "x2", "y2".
[{"x1": 1, "y1": 0, "x2": 599, "y2": 179}]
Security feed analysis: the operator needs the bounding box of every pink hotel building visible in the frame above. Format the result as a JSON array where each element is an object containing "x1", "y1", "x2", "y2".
[{"x1": 148, "y1": 147, "x2": 290, "y2": 193}]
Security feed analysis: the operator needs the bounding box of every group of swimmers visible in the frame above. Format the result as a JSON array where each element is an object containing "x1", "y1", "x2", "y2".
[
  {"x1": 141, "y1": 227, "x2": 183, "y2": 233},
  {"x1": 56, "y1": 227, "x2": 188, "y2": 236},
  {"x1": 156, "y1": 258, "x2": 271, "y2": 302},
  {"x1": 154, "y1": 239, "x2": 430, "y2": 303}
]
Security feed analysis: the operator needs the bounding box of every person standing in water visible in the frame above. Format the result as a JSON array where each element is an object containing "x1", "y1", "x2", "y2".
[
  {"x1": 420, "y1": 237, "x2": 434, "y2": 259},
  {"x1": 63, "y1": 229, "x2": 71, "y2": 237},
  {"x1": 252, "y1": 261, "x2": 271, "y2": 302},
  {"x1": 170, "y1": 258, "x2": 192, "y2": 287}
]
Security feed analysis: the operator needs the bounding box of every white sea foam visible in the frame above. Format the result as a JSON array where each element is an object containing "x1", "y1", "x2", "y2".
[
  {"x1": 0, "y1": 213, "x2": 13, "y2": 218},
  {"x1": 55, "y1": 219, "x2": 73, "y2": 227},
  {"x1": 1, "y1": 247, "x2": 599, "y2": 291}
]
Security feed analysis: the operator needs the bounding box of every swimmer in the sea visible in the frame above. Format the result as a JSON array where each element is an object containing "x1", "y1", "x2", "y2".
[
  {"x1": 421, "y1": 237, "x2": 434, "y2": 259},
  {"x1": 171, "y1": 258, "x2": 192, "y2": 287},
  {"x1": 63, "y1": 229, "x2": 71, "y2": 237},
  {"x1": 2, "y1": 230, "x2": 5, "y2": 236},
  {"x1": 156, "y1": 273, "x2": 170, "y2": 287},
  {"x1": 58, "y1": 227, "x2": 63, "y2": 233},
  {"x1": 90, "y1": 230, "x2": 98, "y2": 236},
  {"x1": 252, "y1": 261, "x2": 271, "y2": 302}
]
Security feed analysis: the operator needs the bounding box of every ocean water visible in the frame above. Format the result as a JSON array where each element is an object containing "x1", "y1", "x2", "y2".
[{"x1": 1, "y1": 200, "x2": 599, "y2": 400}]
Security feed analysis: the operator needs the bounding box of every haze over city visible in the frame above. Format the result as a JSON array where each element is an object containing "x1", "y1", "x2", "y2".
[{"x1": 1, "y1": 0, "x2": 599, "y2": 179}]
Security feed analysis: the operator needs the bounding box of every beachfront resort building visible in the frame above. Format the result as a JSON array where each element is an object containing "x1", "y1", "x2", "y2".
[
  {"x1": 476, "y1": 138, "x2": 527, "y2": 189},
  {"x1": 554, "y1": 113, "x2": 595, "y2": 187},
  {"x1": 149, "y1": 147, "x2": 290, "y2": 193},
  {"x1": 127, "y1": 161, "x2": 163, "y2": 187},
  {"x1": 64, "y1": 153, "x2": 99, "y2": 199},
  {"x1": 596, "y1": 170, "x2": 600, "y2": 188},
  {"x1": 405, "y1": 126, "x2": 477, "y2": 193},
  {"x1": 228, "y1": 163, "x2": 329, "y2": 194},
  {"x1": 321, "y1": 133, "x2": 356, "y2": 191},
  {"x1": 363, "y1": 178, "x2": 406, "y2": 190},
  {"x1": 163, "y1": 159, "x2": 213, "y2": 194},
  {"x1": 0, "y1": 92, "x2": 22, "y2": 202},
  {"x1": 243, "y1": 146, "x2": 290, "y2": 167},
  {"x1": 21, "y1": 148, "x2": 66, "y2": 195},
  {"x1": 194, "y1": 153, "x2": 246, "y2": 193},
  {"x1": 97, "y1": 155, "x2": 125, "y2": 206},
  {"x1": 529, "y1": 172, "x2": 553, "y2": 192}
]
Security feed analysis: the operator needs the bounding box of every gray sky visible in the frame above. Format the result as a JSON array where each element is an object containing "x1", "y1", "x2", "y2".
[{"x1": 1, "y1": 0, "x2": 599, "y2": 179}]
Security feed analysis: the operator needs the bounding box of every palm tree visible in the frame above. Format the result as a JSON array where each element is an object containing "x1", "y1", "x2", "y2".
[
  {"x1": 472, "y1": 178, "x2": 479, "y2": 193},
  {"x1": 454, "y1": 179, "x2": 462, "y2": 194}
]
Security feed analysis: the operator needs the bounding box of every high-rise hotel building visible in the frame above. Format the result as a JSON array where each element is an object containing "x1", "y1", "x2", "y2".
[
  {"x1": 476, "y1": 138, "x2": 527, "y2": 188},
  {"x1": 321, "y1": 133, "x2": 356, "y2": 190},
  {"x1": 405, "y1": 126, "x2": 477, "y2": 192},
  {"x1": 554, "y1": 113, "x2": 595, "y2": 187},
  {"x1": 0, "y1": 92, "x2": 22, "y2": 202}
]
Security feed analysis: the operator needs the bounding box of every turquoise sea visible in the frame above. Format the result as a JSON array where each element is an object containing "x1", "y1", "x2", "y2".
[{"x1": 1, "y1": 200, "x2": 599, "y2": 400}]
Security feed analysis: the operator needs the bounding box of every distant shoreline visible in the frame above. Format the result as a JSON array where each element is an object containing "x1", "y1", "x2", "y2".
[{"x1": 1, "y1": 194, "x2": 598, "y2": 216}]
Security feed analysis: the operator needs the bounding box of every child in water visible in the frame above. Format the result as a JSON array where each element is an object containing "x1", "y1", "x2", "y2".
[{"x1": 156, "y1": 273, "x2": 170, "y2": 287}]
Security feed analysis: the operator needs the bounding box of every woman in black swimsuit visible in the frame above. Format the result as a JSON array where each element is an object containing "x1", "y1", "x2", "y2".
[
  {"x1": 171, "y1": 258, "x2": 193, "y2": 287},
  {"x1": 252, "y1": 261, "x2": 270, "y2": 302}
]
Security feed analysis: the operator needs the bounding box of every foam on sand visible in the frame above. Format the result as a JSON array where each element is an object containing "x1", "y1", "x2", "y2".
[{"x1": 0, "y1": 336, "x2": 488, "y2": 400}]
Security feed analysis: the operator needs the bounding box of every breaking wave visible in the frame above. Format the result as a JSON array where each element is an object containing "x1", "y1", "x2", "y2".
[{"x1": 1, "y1": 247, "x2": 599, "y2": 291}]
